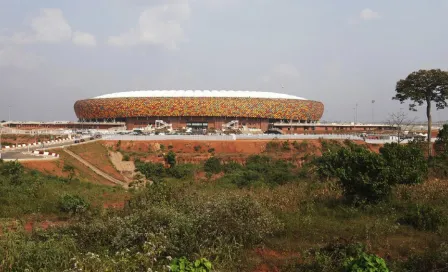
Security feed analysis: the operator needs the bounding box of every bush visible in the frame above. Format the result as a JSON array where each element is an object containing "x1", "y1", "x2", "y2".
[
  {"x1": 207, "y1": 148, "x2": 215, "y2": 153},
  {"x1": 292, "y1": 241, "x2": 389, "y2": 272},
  {"x1": 399, "y1": 204, "x2": 446, "y2": 232},
  {"x1": 122, "y1": 154, "x2": 130, "y2": 161},
  {"x1": 224, "y1": 169, "x2": 263, "y2": 188},
  {"x1": 315, "y1": 146, "x2": 390, "y2": 205},
  {"x1": 194, "y1": 145, "x2": 201, "y2": 152},
  {"x1": 402, "y1": 243, "x2": 448, "y2": 272},
  {"x1": 343, "y1": 251, "x2": 389, "y2": 272},
  {"x1": 136, "y1": 162, "x2": 165, "y2": 181},
  {"x1": 58, "y1": 194, "x2": 90, "y2": 214},
  {"x1": 380, "y1": 143, "x2": 427, "y2": 185},
  {"x1": 222, "y1": 161, "x2": 243, "y2": 173},
  {"x1": 169, "y1": 164, "x2": 196, "y2": 180},
  {"x1": 204, "y1": 157, "x2": 222, "y2": 174},
  {"x1": 435, "y1": 124, "x2": 448, "y2": 156},
  {"x1": 0, "y1": 231, "x2": 77, "y2": 271},
  {"x1": 170, "y1": 257, "x2": 212, "y2": 272},
  {"x1": 164, "y1": 151, "x2": 176, "y2": 168},
  {"x1": 0, "y1": 161, "x2": 25, "y2": 185}
]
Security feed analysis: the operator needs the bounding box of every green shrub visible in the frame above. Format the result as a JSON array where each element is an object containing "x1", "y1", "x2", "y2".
[
  {"x1": 170, "y1": 257, "x2": 212, "y2": 272},
  {"x1": 58, "y1": 194, "x2": 90, "y2": 214},
  {"x1": 380, "y1": 143, "x2": 427, "y2": 185},
  {"x1": 164, "y1": 151, "x2": 176, "y2": 168},
  {"x1": 194, "y1": 145, "x2": 201, "y2": 152},
  {"x1": 222, "y1": 161, "x2": 243, "y2": 173},
  {"x1": 435, "y1": 124, "x2": 448, "y2": 156},
  {"x1": 160, "y1": 144, "x2": 165, "y2": 151},
  {"x1": 168, "y1": 144, "x2": 174, "y2": 150},
  {"x1": 0, "y1": 231, "x2": 77, "y2": 271},
  {"x1": 136, "y1": 162, "x2": 165, "y2": 181},
  {"x1": 315, "y1": 146, "x2": 390, "y2": 205},
  {"x1": 225, "y1": 169, "x2": 263, "y2": 188},
  {"x1": 207, "y1": 148, "x2": 215, "y2": 153},
  {"x1": 169, "y1": 164, "x2": 196, "y2": 179},
  {"x1": 399, "y1": 204, "x2": 446, "y2": 232},
  {"x1": 0, "y1": 161, "x2": 24, "y2": 185},
  {"x1": 122, "y1": 154, "x2": 130, "y2": 161},
  {"x1": 343, "y1": 252, "x2": 389, "y2": 272},
  {"x1": 204, "y1": 157, "x2": 222, "y2": 174}
]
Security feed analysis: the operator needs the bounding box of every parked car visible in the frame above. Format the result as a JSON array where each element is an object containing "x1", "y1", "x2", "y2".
[
  {"x1": 80, "y1": 139, "x2": 85, "y2": 143},
  {"x1": 74, "y1": 140, "x2": 80, "y2": 144},
  {"x1": 89, "y1": 136, "x2": 95, "y2": 140}
]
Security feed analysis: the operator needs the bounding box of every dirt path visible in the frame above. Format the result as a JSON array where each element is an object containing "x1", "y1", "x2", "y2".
[{"x1": 63, "y1": 148, "x2": 127, "y2": 188}]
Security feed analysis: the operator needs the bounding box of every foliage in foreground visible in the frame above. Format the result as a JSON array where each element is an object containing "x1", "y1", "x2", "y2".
[
  {"x1": 315, "y1": 142, "x2": 428, "y2": 204},
  {"x1": 288, "y1": 241, "x2": 389, "y2": 272},
  {"x1": 399, "y1": 204, "x2": 446, "y2": 232}
]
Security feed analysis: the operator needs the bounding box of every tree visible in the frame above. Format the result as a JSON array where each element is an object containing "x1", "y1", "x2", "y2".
[
  {"x1": 385, "y1": 112, "x2": 417, "y2": 143},
  {"x1": 393, "y1": 69, "x2": 448, "y2": 156}
]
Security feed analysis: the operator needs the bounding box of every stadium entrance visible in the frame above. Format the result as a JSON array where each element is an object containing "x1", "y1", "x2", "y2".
[
  {"x1": 186, "y1": 122, "x2": 208, "y2": 134},
  {"x1": 186, "y1": 122, "x2": 208, "y2": 129}
]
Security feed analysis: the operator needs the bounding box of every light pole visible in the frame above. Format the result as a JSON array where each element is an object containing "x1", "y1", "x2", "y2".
[
  {"x1": 371, "y1": 100, "x2": 375, "y2": 123},
  {"x1": 8, "y1": 105, "x2": 11, "y2": 122}
]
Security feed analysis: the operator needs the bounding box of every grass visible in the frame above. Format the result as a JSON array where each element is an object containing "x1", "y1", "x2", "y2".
[
  {"x1": 0, "y1": 169, "x2": 127, "y2": 219},
  {"x1": 1, "y1": 141, "x2": 448, "y2": 271},
  {"x1": 67, "y1": 142, "x2": 125, "y2": 181},
  {"x1": 57, "y1": 150, "x2": 117, "y2": 185}
]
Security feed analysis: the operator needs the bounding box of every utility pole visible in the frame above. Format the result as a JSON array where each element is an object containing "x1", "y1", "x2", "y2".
[
  {"x1": 371, "y1": 100, "x2": 375, "y2": 123},
  {"x1": 8, "y1": 105, "x2": 11, "y2": 122}
]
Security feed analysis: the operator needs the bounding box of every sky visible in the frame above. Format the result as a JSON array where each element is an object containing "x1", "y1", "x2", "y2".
[{"x1": 0, "y1": 0, "x2": 448, "y2": 123}]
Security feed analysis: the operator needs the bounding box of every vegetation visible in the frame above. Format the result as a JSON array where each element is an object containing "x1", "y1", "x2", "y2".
[
  {"x1": 164, "y1": 151, "x2": 177, "y2": 168},
  {"x1": 2, "y1": 139, "x2": 448, "y2": 271},
  {"x1": 399, "y1": 204, "x2": 446, "y2": 232},
  {"x1": 62, "y1": 164, "x2": 76, "y2": 181},
  {"x1": 393, "y1": 69, "x2": 448, "y2": 156}
]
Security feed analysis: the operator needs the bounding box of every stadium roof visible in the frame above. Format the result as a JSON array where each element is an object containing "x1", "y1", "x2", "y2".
[{"x1": 94, "y1": 90, "x2": 307, "y2": 100}]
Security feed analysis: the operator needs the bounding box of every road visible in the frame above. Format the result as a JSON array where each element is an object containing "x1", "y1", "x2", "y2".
[{"x1": 0, "y1": 136, "x2": 97, "y2": 161}]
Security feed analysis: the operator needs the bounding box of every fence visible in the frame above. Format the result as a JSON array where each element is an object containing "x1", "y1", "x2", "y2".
[{"x1": 103, "y1": 133, "x2": 438, "y2": 144}]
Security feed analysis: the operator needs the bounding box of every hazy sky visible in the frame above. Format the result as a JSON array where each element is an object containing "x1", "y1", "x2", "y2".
[{"x1": 1, "y1": 0, "x2": 448, "y2": 123}]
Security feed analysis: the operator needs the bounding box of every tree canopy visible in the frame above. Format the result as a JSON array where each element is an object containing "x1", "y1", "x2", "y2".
[{"x1": 393, "y1": 69, "x2": 448, "y2": 156}]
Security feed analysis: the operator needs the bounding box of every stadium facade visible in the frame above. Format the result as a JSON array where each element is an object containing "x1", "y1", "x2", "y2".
[{"x1": 74, "y1": 90, "x2": 324, "y2": 131}]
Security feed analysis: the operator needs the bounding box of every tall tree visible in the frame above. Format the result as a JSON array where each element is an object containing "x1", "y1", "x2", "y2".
[{"x1": 393, "y1": 69, "x2": 448, "y2": 156}]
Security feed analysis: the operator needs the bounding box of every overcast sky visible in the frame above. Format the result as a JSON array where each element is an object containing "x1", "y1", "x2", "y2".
[{"x1": 0, "y1": 0, "x2": 447, "y2": 123}]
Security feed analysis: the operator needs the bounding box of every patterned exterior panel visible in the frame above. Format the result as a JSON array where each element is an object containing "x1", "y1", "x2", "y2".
[{"x1": 74, "y1": 97, "x2": 324, "y2": 121}]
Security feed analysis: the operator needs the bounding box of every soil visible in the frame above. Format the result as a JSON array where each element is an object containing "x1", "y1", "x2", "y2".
[
  {"x1": 68, "y1": 143, "x2": 125, "y2": 182},
  {"x1": 22, "y1": 150, "x2": 116, "y2": 186}
]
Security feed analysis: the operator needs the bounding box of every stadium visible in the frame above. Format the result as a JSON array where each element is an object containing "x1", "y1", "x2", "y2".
[{"x1": 74, "y1": 90, "x2": 324, "y2": 132}]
